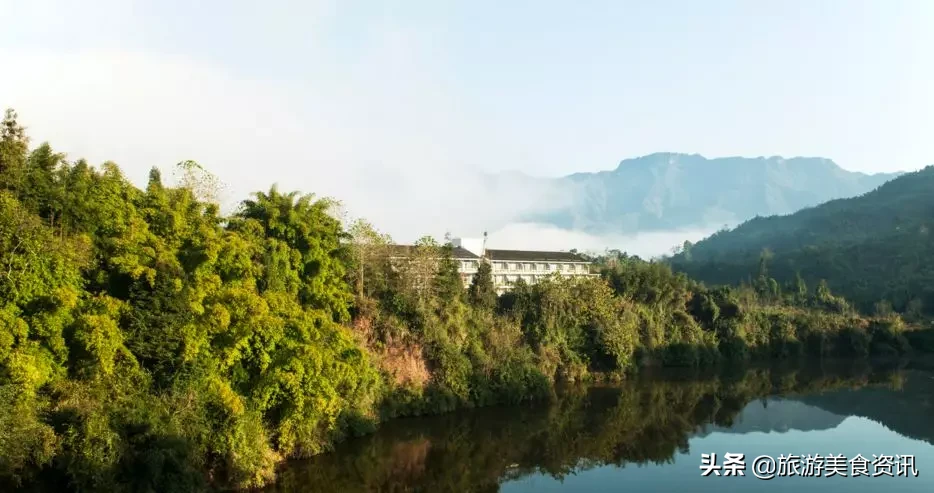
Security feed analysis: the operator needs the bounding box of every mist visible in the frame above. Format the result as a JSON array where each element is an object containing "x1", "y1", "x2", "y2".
[
  {"x1": 0, "y1": 49, "x2": 649, "y2": 254},
  {"x1": 484, "y1": 222, "x2": 722, "y2": 260}
]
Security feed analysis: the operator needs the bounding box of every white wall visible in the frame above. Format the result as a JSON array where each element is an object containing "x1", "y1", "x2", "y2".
[{"x1": 451, "y1": 237, "x2": 485, "y2": 257}]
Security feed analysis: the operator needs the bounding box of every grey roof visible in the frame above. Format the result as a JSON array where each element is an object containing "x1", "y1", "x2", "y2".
[
  {"x1": 386, "y1": 245, "x2": 589, "y2": 263},
  {"x1": 387, "y1": 244, "x2": 480, "y2": 259},
  {"x1": 485, "y1": 249, "x2": 588, "y2": 262}
]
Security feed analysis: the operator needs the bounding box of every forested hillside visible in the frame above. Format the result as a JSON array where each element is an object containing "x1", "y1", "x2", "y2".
[
  {"x1": 0, "y1": 109, "x2": 920, "y2": 491},
  {"x1": 669, "y1": 166, "x2": 934, "y2": 316}
]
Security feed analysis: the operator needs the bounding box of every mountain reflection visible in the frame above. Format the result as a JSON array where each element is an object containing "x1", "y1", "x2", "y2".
[
  {"x1": 264, "y1": 361, "x2": 934, "y2": 493},
  {"x1": 695, "y1": 398, "x2": 846, "y2": 436}
]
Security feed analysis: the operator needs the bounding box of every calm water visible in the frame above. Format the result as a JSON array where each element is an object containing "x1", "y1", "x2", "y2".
[{"x1": 264, "y1": 362, "x2": 934, "y2": 492}]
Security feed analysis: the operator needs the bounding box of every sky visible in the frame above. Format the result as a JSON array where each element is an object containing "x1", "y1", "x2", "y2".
[{"x1": 1, "y1": 0, "x2": 933, "y2": 256}]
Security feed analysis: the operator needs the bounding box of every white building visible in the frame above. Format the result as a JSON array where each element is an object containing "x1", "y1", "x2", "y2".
[{"x1": 427, "y1": 237, "x2": 597, "y2": 294}]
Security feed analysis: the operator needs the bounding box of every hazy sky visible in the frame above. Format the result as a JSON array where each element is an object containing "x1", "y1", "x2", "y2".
[{"x1": 2, "y1": 0, "x2": 932, "y2": 254}]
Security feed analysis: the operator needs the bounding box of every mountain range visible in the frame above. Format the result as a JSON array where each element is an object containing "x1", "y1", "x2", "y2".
[{"x1": 517, "y1": 153, "x2": 899, "y2": 234}]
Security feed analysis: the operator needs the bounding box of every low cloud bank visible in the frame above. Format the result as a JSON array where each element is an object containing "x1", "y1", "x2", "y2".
[{"x1": 484, "y1": 222, "x2": 723, "y2": 260}]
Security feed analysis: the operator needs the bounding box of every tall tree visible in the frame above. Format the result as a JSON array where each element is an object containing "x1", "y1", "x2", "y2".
[
  {"x1": 235, "y1": 186, "x2": 353, "y2": 322},
  {"x1": 346, "y1": 219, "x2": 391, "y2": 299},
  {"x1": 468, "y1": 260, "x2": 496, "y2": 311},
  {"x1": 0, "y1": 109, "x2": 29, "y2": 193},
  {"x1": 434, "y1": 244, "x2": 464, "y2": 305}
]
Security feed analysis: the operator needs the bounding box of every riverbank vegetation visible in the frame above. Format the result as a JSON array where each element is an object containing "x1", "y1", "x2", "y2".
[{"x1": 0, "y1": 109, "x2": 926, "y2": 491}]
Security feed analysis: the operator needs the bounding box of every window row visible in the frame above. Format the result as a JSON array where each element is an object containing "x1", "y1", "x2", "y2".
[
  {"x1": 458, "y1": 260, "x2": 589, "y2": 273},
  {"x1": 492, "y1": 261, "x2": 585, "y2": 272}
]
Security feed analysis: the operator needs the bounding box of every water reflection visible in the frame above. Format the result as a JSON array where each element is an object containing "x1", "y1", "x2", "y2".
[{"x1": 265, "y1": 361, "x2": 934, "y2": 492}]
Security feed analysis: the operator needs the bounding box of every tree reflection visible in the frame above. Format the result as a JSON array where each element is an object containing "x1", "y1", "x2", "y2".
[{"x1": 266, "y1": 361, "x2": 934, "y2": 493}]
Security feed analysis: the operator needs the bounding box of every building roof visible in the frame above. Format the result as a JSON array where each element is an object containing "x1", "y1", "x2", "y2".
[
  {"x1": 485, "y1": 249, "x2": 589, "y2": 262},
  {"x1": 387, "y1": 244, "x2": 480, "y2": 259},
  {"x1": 385, "y1": 245, "x2": 590, "y2": 263}
]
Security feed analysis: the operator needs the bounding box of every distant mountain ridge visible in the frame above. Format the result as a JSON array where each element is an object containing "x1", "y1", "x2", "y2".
[
  {"x1": 669, "y1": 165, "x2": 934, "y2": 314},
  {"x1": 519, "y1": 152, "x2": 900, "y2": 234}
]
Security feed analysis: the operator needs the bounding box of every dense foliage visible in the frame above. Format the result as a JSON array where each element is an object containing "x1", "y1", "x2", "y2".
[
  {"x1": 0, "y1": 109, "x2": 924, "y2": 490},
  {"x1": 669, "y1": 166, "x2": 934, "y2": 319},
  {"x1": 0, "y1": 110, "x2": 379, "y2": 491}
]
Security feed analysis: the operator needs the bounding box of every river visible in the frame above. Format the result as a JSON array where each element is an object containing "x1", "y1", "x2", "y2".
[{"x1": 263, "y1": 361, "x2": 934, "y2": 492}]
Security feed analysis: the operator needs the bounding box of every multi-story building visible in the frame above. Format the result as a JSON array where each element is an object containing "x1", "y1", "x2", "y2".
[
  {"x1": 389, "y1": 236, "x2": 596, "y2": 294},
  {"x1": 483, "y1": 248, "x2": 596, "y2": 294}
]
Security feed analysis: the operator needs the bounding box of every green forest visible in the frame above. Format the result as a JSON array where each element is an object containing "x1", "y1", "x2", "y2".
[
  {"x1": 0, "y1": 109, "x2": 927, "y2": 491},
  {"x1": 669, "y1": 165, "x2": 934, "y2": 321}
]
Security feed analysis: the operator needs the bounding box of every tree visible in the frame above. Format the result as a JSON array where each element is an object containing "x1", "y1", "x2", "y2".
[
  {"x1": 19, "y1": 143, "x2": 66, "y2": 226},
  {"x1": 681, "y1": 240, "x2": 693, "y2": 261},
  {"x1": 816, "y1": 279, "x2": 831, "y2": 301},
  {"x1": 235, "y1": 186, "x2": 353, "y2": 322},
  {"x1": 434, "y1": 244, "x2": 464, "y2": 304},
  {"x1": 767, "y1": 278, "x2": 781, "y2": 300},
  {"x1": 468, "y1": 260, "x2": 496, "y2": 311},
  {"x1": 794, "y1": 272, "x2": 808, "y2": 300},
  {"x1": 753, "y1": 250, "x2": 771, "y2": 296},
  {"x1": 174, "y1": 159, "x2": 223, "y2": 205},
  {"x1": 0, "y1": 109, "x2": 29, "y2": 192},
  {"x1": 346, "y1": 219, "x2": 391, "y2": 298}
]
